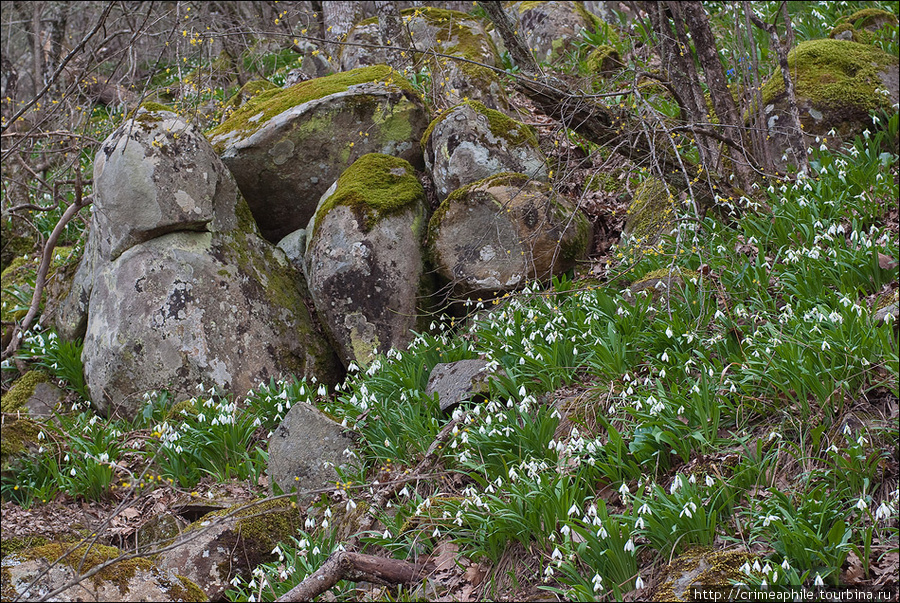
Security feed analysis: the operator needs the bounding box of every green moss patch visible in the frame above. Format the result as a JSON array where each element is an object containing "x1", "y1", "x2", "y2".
[
  {"x1": 760, "y1": 39, "x2": 897, "y2": 115},
  {"x1": 207, "y1": 65, "x2": 417, "y2": 146},
  {"x1": 1, "y1": 371, "x2": 50, "y2": 413},
  {"x1": 313, "y1": 153, "x2": 425, "y2": 238},
  {"x1": 18, "y1": 542, "x2": 155, "y2": 591}
]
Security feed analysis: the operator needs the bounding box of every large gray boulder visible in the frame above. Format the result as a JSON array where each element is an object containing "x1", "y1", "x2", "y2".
[
  {"x1": 304, "y1": 153, "x2": 431, "y2": 367},
  {"x1": 423, "y1": 101, "x2": 547, "y2": 202},
  {"x1": 82, "y1": 108, "x2": 342, "y2": 420},
  {"x1": 428, "y1": 173, "x2": 591, "y2": 297},
  {"x1": 207, "y1": 65, "x2": 428, "y2": 243}
]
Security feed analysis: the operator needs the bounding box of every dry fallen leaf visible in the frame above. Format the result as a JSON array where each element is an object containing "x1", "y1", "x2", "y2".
[{"x1": 877, "y1": 253, "x2": 898, "y2": 271}]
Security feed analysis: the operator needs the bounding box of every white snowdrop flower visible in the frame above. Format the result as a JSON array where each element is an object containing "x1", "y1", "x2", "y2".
[
  {"x1": 781, "y1": 558, "x2": 791, "y2": 570},
  {"x1": 661, "y1": 351, "x2": 669, "y2": 362},
  {"x1": 814, "y1": 574, "x2": 824, "y2": 587},
  {"x1": 635, "y1": 516, "x2": 645, "y2": 530},
  {"x1": 875, "y1": 501, "x2": 892, "y2": 521},
  {"x1": 597, "y1": 526, "x2": 608, "y2": 539},
  {"x1": 762, "y1": 562, "x2": 771, "y2": 574},
  {"x1": 305, "y1": 516, "x2": 316, "y2": 529},
  {"x1": 346, "y1": 499, "x2": 357, "y2": 512},
  {"x1": 587, "y1": 504, "x2": 597, "y2": 517},
  {"x1": 741, "y1": 562, "x2": 752, "y2": 575},
  {"x1": 383, "y1": 529, "x2": 392, "y2": 539},
  {"x1": 543, "y1": 565, "x2": 555, "y2": 578},
  {"x1": 635, "y1": 575, "x2": 645, "y2": 589},
  {"x1": 560, "y1": 524, "x2": 571, "y2": 537},
  {"x1": 669, "y1": 475, "x2": 683, "y2": 494},
  {"x1": 689, "y1": 474, "x2": 696, "y2": 484},
  {"x1": 660, "y1": 368, "x2": 667, "y2": 379},
  {"x1": 752, "y1": 560, "x2": 762, "y2": 572},
  {"x1": 432, "y1": 527, "x2": 441, "y2": 538},
  {"x1": 568, "y1": 503, "x2": 580, "y2": 516},
  {"x1": 705, "y1": 475, "x2": 715, "y2": 487},
  {"x1": 619, "y1": 483, "x2": 630, "y2": 497},
  {"x1": 666, "y1": 326, "x2": 674, "y2": 338},
  {"x1": 592, "y1": 573, "x2": 603, "y2": 592},
  {"x1": 638, "y1": 503, "x2": 652, "y2": 516},
  {"x1": 763, "y1": 514, "x2": 780, "y2": 527},
  {"x1": 624, "y1": 538, "x2": 635, "y2": 552},
  {"x1": 856, "y1": 497, "x2": 868, "y2": 511}
]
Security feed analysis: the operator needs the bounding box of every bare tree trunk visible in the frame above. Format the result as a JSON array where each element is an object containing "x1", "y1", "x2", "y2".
[
  {"x1": 741, "y1": 1, "x2": 772, "y2": 172},
  {"x1": 375, "y1": 1, "x2": 412, "y2": 72},
  {"x1": 323, "y1": 1, "x2": 365, "y2": 62},
  {"x1": 682, "y1": 1, "x2": 752, "y2": 189},
  {"x1": 478, "y1": 0, "x2": 744, "y2": 213},
  {"x1": 749, "y1": 11, "x2": 809, "y2": 176},
  {"x1": 476, "y1": 1, "x2": 539, "y2": 74}
]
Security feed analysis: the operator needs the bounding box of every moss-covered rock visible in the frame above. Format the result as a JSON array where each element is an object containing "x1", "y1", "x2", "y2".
[
  {"x1": 1, "y1": 541, "x2": 206, "y2": 601},
  {"x1": 208, "y1": 65, "x2": 428, "y2": 243},
  {"x1": 156, "y1": 499, "x2": 299, "y2": 600},
  {"x1": 758, "y1": 38, "x2": 898, "y2": 170},
  {"x1": 0, "y1": 370, "x2": 65, "y2": 417},
  {"x1": 830, "y1": 8, "x2": 898, "y2": 44},
  {"x1": 423, "y1": 101, "x2": 547, "y2": 201},
  {"x1": 651, "y1": 547, "x2": 759, "y2": 601},
  {"x1": 0, "y1": 219, "x2": 34, "y2": 273},
  {"x1": 622, "y1": 177, "x2": 675, "y2": 247},
  {"x1": 305, "y1": 154, "x2": 431, "y2": 366},
  {"x1": 428, "y1": 172, "x2": 591, "y2": 297}
]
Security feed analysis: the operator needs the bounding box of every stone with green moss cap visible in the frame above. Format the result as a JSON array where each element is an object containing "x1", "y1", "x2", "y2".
[
  {"x1": 428, "y1": 172, "x2": 591, "y2": 297},
  {"x1": 208, "y1": 65, "x2": 428, "y2": 243},
  {"x1": 1, "y1": 542, "x2": 207, "y2": 601},
  {"x1": 423, "y1": 100, "x2": 548, "y2": 201},
  {"x1": 758, "y1": 38, "x2": 898, "y2": 171},
  {"x1": 305, "y1": 153, "x2": 431, "y2": 367}
]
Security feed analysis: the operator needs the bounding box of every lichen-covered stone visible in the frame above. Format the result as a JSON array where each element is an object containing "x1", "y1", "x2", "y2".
[
  {"x1": 759, "y1": 38, "x2": 898, "y2": 171},
  {"x1": 305, "y1": 154, "x2": 430, "y2": 366},
  {"x1": 268, "y1": 402, "x2": 357, "y2": 497},
  {"x1": 93, "y1": 107, "x2": 239, "y2": 262},
  {"x1": 428, "y1": 173, "x2": 591, "y2": 297},
  {"x1": 423, "y1": 101, "x2": 547, "y2": 201},
  {"x1": 208, "y1": 65, "x2": 428, "y2": 243},
  {"x1": 507, "y1": 1, "x2": 606, "y2": 66},
  {"x1": 651, "y1": 547, "x2": 759, "y2": 602},
  {"x1": 342, "y1": 8, "x2": 510, "y2": 112},
  {"x1": 81, "y1": 107, "x2": 342, "y2": 419},
  {"x1": 156, "y1": 499, "x2": 297, "y2": 601},
  {"x1": 1, "y1": 542, "x2": 206, "y2": 602},
  {"x1": 82, "y1": 227, "x2": 341, "y2": 420}
]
